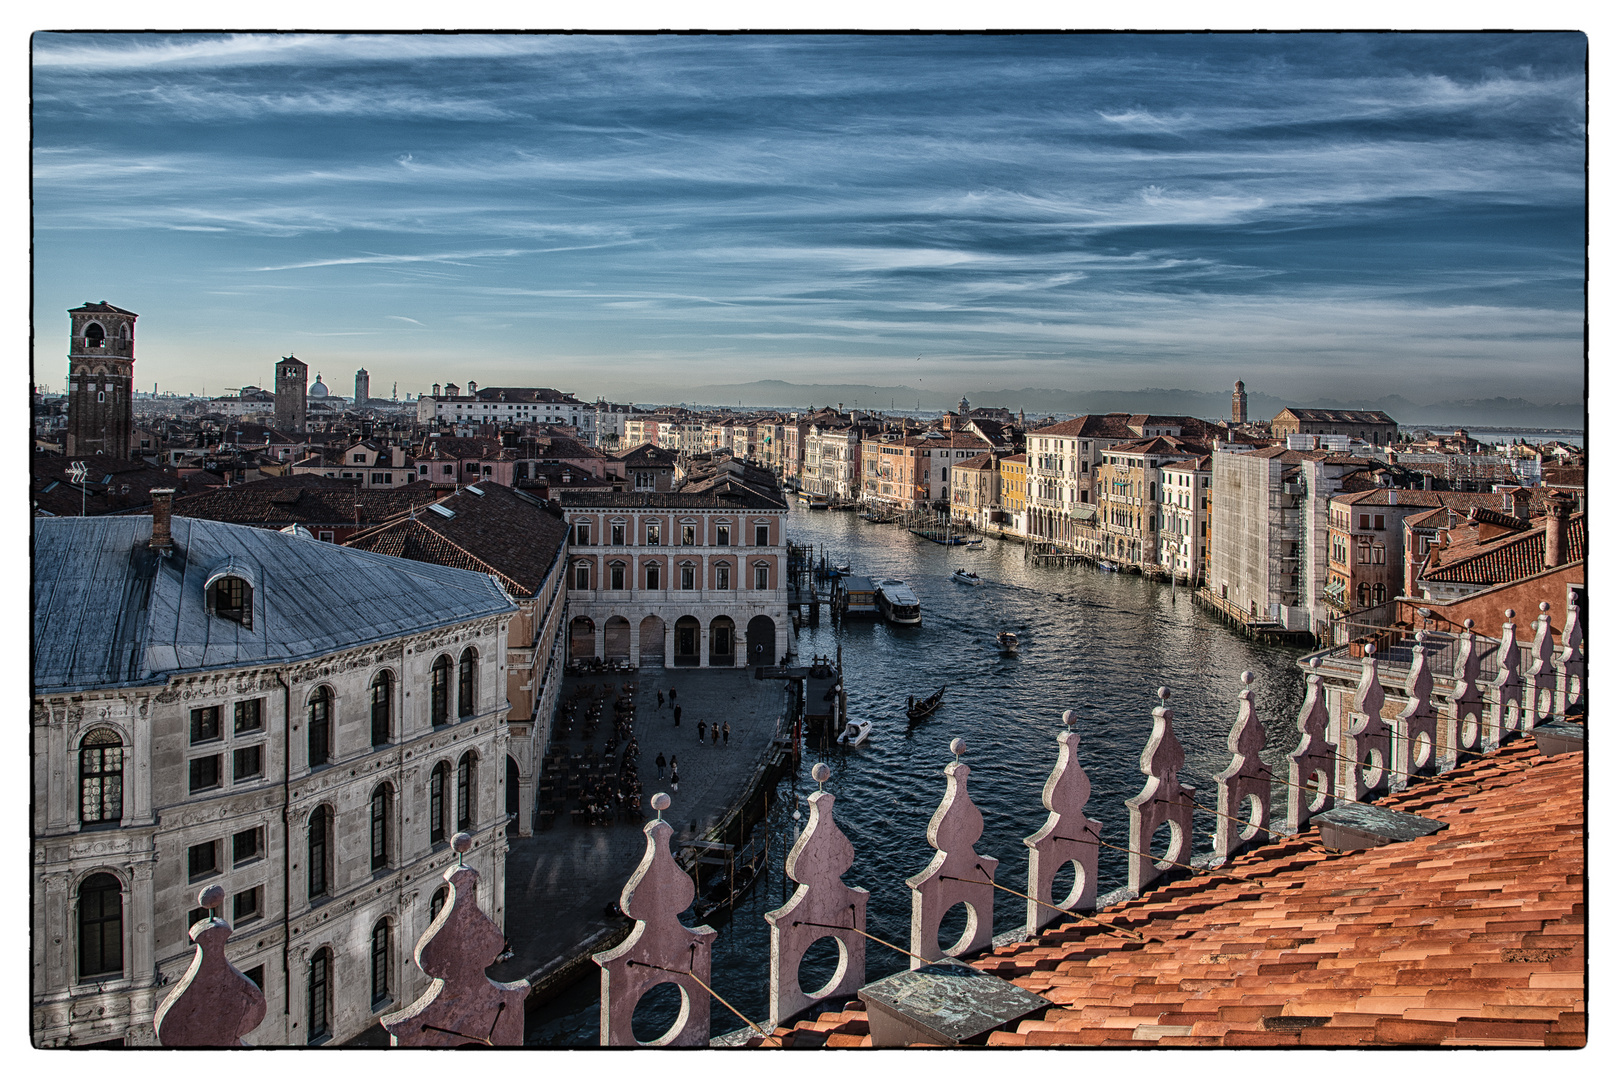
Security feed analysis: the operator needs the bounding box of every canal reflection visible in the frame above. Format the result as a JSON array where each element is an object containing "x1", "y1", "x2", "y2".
[{"x1": 526, "y1": 505, "x2": 1310, "y2": 1045}]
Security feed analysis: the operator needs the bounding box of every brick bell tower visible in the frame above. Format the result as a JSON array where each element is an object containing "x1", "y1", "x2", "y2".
[
  {"x1": 275, "y1": 353, "x2": 308, "y2": 434},
  {"x1": 66, "y1": 301, "x2": 138, "y2": 457}
]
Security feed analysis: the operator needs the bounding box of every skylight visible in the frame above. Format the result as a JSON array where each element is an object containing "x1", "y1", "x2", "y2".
[
  {"x1": 429, "y1": 504, "x2": 456, "y2": 519},
  {"x1": 465, "y1": 486, "x2": 485, "y2": 496}
]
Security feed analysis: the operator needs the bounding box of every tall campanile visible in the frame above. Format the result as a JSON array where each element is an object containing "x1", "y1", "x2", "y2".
[
  {"x1": 275, "y1": 354, "x2": 308, "y2": 433},
  {"x1": 1232, "y1": 379, "x2": 1248, "y2": 425},
  {"x1": 66, "y1": 301, "x2": 137, "y2": 457}
]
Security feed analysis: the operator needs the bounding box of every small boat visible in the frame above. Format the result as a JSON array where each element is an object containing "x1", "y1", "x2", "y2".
[
  {"x1": 1097, "y1": 560, "x2": 1119, "y2": 572},
  {"x1": 837, "y1": 717, "x2": 872, "y2": 746},
  {"x1": 875, "y1": 579, "x2": 922, "y2": 625},
  {"x1": 797, "y1": 491, "x2": 830, "y2": 509},
  {"x1": 950, "y1": 569, "x2": 981, "y2": 586},
  {"x1": 964, "y1": 539, "x2": 985, "y2": 548},
  {"x1": 834, "y1": 563, "x2": 852, "y2": 574},
  {"x1": 997, "y1": 631, "x2": 1019, "y2": 654},
  {"x1": 906, "y1": 684, "x2": 946, "y2": 722}
]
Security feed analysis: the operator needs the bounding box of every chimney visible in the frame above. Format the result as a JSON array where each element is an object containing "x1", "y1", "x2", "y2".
[
  {"x1": 1544, "y1": 495, "x2": 1571, "y2": 568},
  {"x1": 150, "y1": 488, "x2": 176, "y2": 554}
]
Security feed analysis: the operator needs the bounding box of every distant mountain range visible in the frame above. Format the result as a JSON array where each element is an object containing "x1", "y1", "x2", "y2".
[{"x1": 670, "y1": 379, "x2": 1583, "y2": 430}]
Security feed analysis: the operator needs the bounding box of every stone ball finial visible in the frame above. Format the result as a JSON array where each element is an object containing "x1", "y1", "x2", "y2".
[
  {"x1": 198, "y1": 885, "x2": 225, "y2": 910},
  {"x1": 1463, "y1": 618, "x2": 1475, "y2": 630},
  {"x1": 1240, "y1": 670, "x2": 1255, "y2": 686},
  {"x1": 1308, "y1": 656, "x2": 1321, "y2": 670},
  {"x1": 1157, "y1": 686, "x2": 1171, "y2": 702},
  {"x1": 1415, "y1": 630, "x2": 1426, "y2": 644},
  {"x1": 451, "y1": 832, "x2": 473, "y2": 855},
  {"x1": 1540, "y1": 601, "x2": 1551, "y2": 613},
  {"x1": 1504, "y1": 608, "x2": 1515, "y2": 620},
  {"x1": 1061, "y1": 708, "x2": 1075, "y2": 729},
  {"x1": 949, "y1": 737, "x2": 966, "y2": 759},
  {"x1": 651, "y1": 792, "x2": 671, "y2": 813},
  {"x1": 812, "y1": 762, "x2": 830, "y2": 785},
  {"x1": 1365, "y1": 643, "x2": 1377, "y2": 656}
]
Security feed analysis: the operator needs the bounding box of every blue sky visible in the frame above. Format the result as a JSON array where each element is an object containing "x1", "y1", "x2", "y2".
[{"x1": 31, "y1": 32, "x2": 1587, "y2": 405}]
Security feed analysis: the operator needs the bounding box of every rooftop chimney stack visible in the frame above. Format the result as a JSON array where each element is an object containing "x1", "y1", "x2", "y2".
[
  {"x1": 1544, "y1": 495, "x2": 1571, "y2": 568},
  {"x1": 150, "y1": 488, "x2": 176, "y2": 555}
]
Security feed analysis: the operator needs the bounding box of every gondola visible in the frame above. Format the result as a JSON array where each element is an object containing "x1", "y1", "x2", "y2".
[{"x1": 905, "y1": 684, "x2": 946, "y2": 722}]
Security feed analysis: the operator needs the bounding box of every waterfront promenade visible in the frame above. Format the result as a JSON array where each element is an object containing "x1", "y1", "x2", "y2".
[{"x1": 492, "y1": 666, "x2": 791, "y2": 995}]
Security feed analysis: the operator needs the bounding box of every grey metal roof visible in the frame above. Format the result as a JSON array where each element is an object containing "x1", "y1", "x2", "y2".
[{"x1": 34, "y1": 515, "x2": 516, "y2": 694}]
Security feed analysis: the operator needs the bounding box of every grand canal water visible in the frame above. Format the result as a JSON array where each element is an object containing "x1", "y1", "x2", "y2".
[{"x1": 526, "y1": 505, "x2": 1311, "y2": 1045}]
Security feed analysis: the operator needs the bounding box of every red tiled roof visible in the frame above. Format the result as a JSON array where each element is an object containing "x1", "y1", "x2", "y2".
[
  {"x1": 1424, "y1": 514, "x2": 1585, "y2": 586},
  {"x1": 751, "y1": 740, "x2": 1583, "y2": 1049}
]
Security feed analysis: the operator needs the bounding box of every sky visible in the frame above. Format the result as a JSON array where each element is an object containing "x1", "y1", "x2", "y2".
[{"x1": 30, "y1": 31, "x2": 1588, "y2": 406}]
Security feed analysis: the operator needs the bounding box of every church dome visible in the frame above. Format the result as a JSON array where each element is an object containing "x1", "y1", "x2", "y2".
[{"x1": 309, "y1": 374, "x2": 328, "y2": 397}]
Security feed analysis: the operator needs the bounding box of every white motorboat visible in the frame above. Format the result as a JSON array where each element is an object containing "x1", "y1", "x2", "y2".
[
  {"x1": 997, "y1": 631, "x2": 1019, "y2": 654},
  {"x1": 837, "y1": 717, "x2": 872, "y2": 746},
  {"x1": 950, "y1": 569, "x2": 982, "y2": 585}
]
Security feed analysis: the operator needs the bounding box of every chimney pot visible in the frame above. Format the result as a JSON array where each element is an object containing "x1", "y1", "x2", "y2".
[{"x1": 1544, "y1": 495, "x2": 1571, "y2": 568}]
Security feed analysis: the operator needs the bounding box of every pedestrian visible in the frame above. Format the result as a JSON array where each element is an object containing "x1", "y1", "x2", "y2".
[
  {"x1": 674, "y1": 704, "x2": 682, "y2": 727},
  {"x1": 670, "y1": 767, "x2": 679, "y2": 793},
  {"x1": 698, "y1": 720, "x2": 707, "y2": 743},
  {"x1": 658, "y1": 690, "x2": 665, "y2": 709},
  {"x1": 669, "y1": 687, "x2": 677, "y2": 704},
  {"x1": 656, "y1": 752, "x2": 666, "y2": 779},
  {"x1": 670, "y1": 754, "x2": 677, "y2": 774},
  {"x1": 722, "y1": 722, "x2": 730, "y2": 746},
  {"x1": 711, "y1": 724, "x2": 719, "y2": 746}
]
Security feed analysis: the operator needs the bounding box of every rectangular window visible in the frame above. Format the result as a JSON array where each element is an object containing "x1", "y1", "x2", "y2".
[
  {"x1": 716, "y1": 524, "x2": 730, "y2": 546},
  {"x1": 609, "y1": 564, "x2": 625, "y2": 590},
  {"x1": 755, "y1": 523, "x2": 769, "y2": 547},
  {"x1": 244, "y1": 965, "x2": 265, "y2": 990},
  {"x1": 680, "y1": 565, "x2": 695, "y2": 590},
  {"x1": 234, "y1": 699, "x2": 263, "y2": 734},
  {"x1": 233, "y1": 745, "x2": 263, "y2": 782},
  {"x1": 646, "y1": 523, "x2": 661, "y2": 545},
  {"x1": 1359, "y1": 514, "x2": 1370, "y2": 530},
  {"x1": 233, "y1": 827, "x2": 261, "y2": 866},
  {"x1": 611, "y1": 523, "x2": 625, "y2": 545},
  {"x1": 682, "y1": 524, "x2": 696, "y2": 545},
  {"x1": 188, "y1": 840, "x2": 219, "y2": 882},
  {"x1": 646, "y1": 563, "x2": 660, "y2": 590},
  {"x1": 755, "y1": 564, "x2": 769, "y2": 590},
  {"x1": 189, "y1": 755, "x2": 221, "y2": 793},
  {"x1": 574, "y1": 521, "x2": 591, "y2": 546},
  {"x1": 371, "y1": 472, "x2": 386, "y2": 483},
  {"x1": 716, "y1": 565, "x2": 730, "y2": 590},
  {"x1": 233, "y1": 886, "x2": 262, "y2": 923},
  {"x1": 1374, "y1": 515, "x2": 1385, "y2": 530},
  {"x1": 190, "y1": 706, "x2": 221, "y2": 744}
]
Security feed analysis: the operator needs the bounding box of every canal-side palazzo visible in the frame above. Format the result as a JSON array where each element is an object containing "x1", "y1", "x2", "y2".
[{"x1": 558, "y1": 481, "x2": 789, "y2": 668}]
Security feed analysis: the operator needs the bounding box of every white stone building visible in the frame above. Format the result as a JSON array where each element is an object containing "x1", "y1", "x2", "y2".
[
  {"x1": 31, "y1": 500, "x2": 517, "y2": 1047},
  {"x1": 559, "y1": 467, "x2": 789, "y2": 667}
]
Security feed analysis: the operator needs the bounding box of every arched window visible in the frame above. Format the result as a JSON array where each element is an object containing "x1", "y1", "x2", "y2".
[
  {"x1": 308, "y1": 947, "x2": 332, "y2": 1043},
  {"x1": 307, "y1": 687, "x2": 332, "y2": 767},
  {"x1": 370, "y1": 919, "x2": 391, "y2": 1006},
  {"x1": 79, "y1": 728, "x2": 123, "y2": 824},
  {"x1": 430, "y1": 885, "x2": 449, "y2": 920},
  {"x1": 430, "y1": 655, "x2": 451, "y2": 726},
  {"x1": 307, "y1": 806, "x2": 329, "y2": 899},
  {"x1": 430, "y1": 763, "x2": 449, "y2": 844},
  {"x1": 370, "y1": 671, "x2": 392, "y2": 746},
  {"x1": 1358, "y1": 583, "x2": 1371, "y2": 607},
  {"x1": 370, "y1": 785, "x2": 391, "y2": 871},
  {"x1": 84, "y1": 322, "x2": 105, "y2": 347},
  {"x1": 208, "y1": 576, "x2": 252, "y2": 629},
  {"x1": 77, "y1": 873, "x2": 123, "y2": 981},
  {"x1": 1373, "y1": 583, "x2": 1386, "y2": 605},
  {"x1": 458, "y1": 648, "x2": 477, "y2": 717},
  {"x1": 456, "y1": 752, "x2": 476, "y2": 832}
]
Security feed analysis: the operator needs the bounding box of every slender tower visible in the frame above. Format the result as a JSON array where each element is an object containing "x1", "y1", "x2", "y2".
[
  {"x1": 1232, "y1": 379, "x2": 1248, "y2": 425},
  {"x1": 354, "y1": 368, "x2": 370, "y2": 408},
  {"x1": 66, "y1": 301, "x2": 137, "y2": 457},
  {"x1": 275, "y1": 354, "x2": 308, "y2": 433}
]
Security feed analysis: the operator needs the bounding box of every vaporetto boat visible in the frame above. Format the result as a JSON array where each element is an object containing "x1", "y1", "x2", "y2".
[{"x1": 874, "y1": 578, "x2": 922, "y2": 625}]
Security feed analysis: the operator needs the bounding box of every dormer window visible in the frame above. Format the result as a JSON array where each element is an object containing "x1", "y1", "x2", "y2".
[{"x1": 208, "y1": 576, "x2": 252, "y2": 628}]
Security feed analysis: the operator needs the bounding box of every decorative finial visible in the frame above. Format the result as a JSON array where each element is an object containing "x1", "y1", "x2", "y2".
[
  {"x1": 1308, "y1": 656, "x2": 1321, "y2": 670},
  {"x1": 1240, "y1": 670, "x2": 1255, "y2": 686},
  {"x1": 1157, "y1": 686, "x2": 1171, "y2": 703},
  {"x1": 1365, "y1": 643, "x2": 1376, "y2": 656},
  {"x1": 651, "y1": 792, "x2": 671, "y2": 821},
  {"x1": 1504, "y1": 608, "x2": 1515, "y2": 620},
  {"x1": 949, "y1": 737, "x2": 966, "y2": 761},
  {"x1": 1415, "y1": 630, "x2": 1426, "y2": 644},
  {"x1": 812, "y1": 762, "x2": 830, "y2": 790},
  {"x1": 452, "y1": 831, "x2": 472, "y2": 866},
  {"x1": 1463, "y1": 618, "x2": 1474, "y2": 630},
  {"x1": 1061, "y1": 708, "x2": 1076, "y2": 731},
  {"x1": 1540, "y1": 601, "x2": 1551, "y2": 613},
  {"x1": 198, "y1": 885, "x2": 225, "y2": 913}
]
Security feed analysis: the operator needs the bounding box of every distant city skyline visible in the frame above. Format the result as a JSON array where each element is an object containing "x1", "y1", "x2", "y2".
[{"x1": 32, "y1": 32, "x2": 1586, "y2": 405}]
